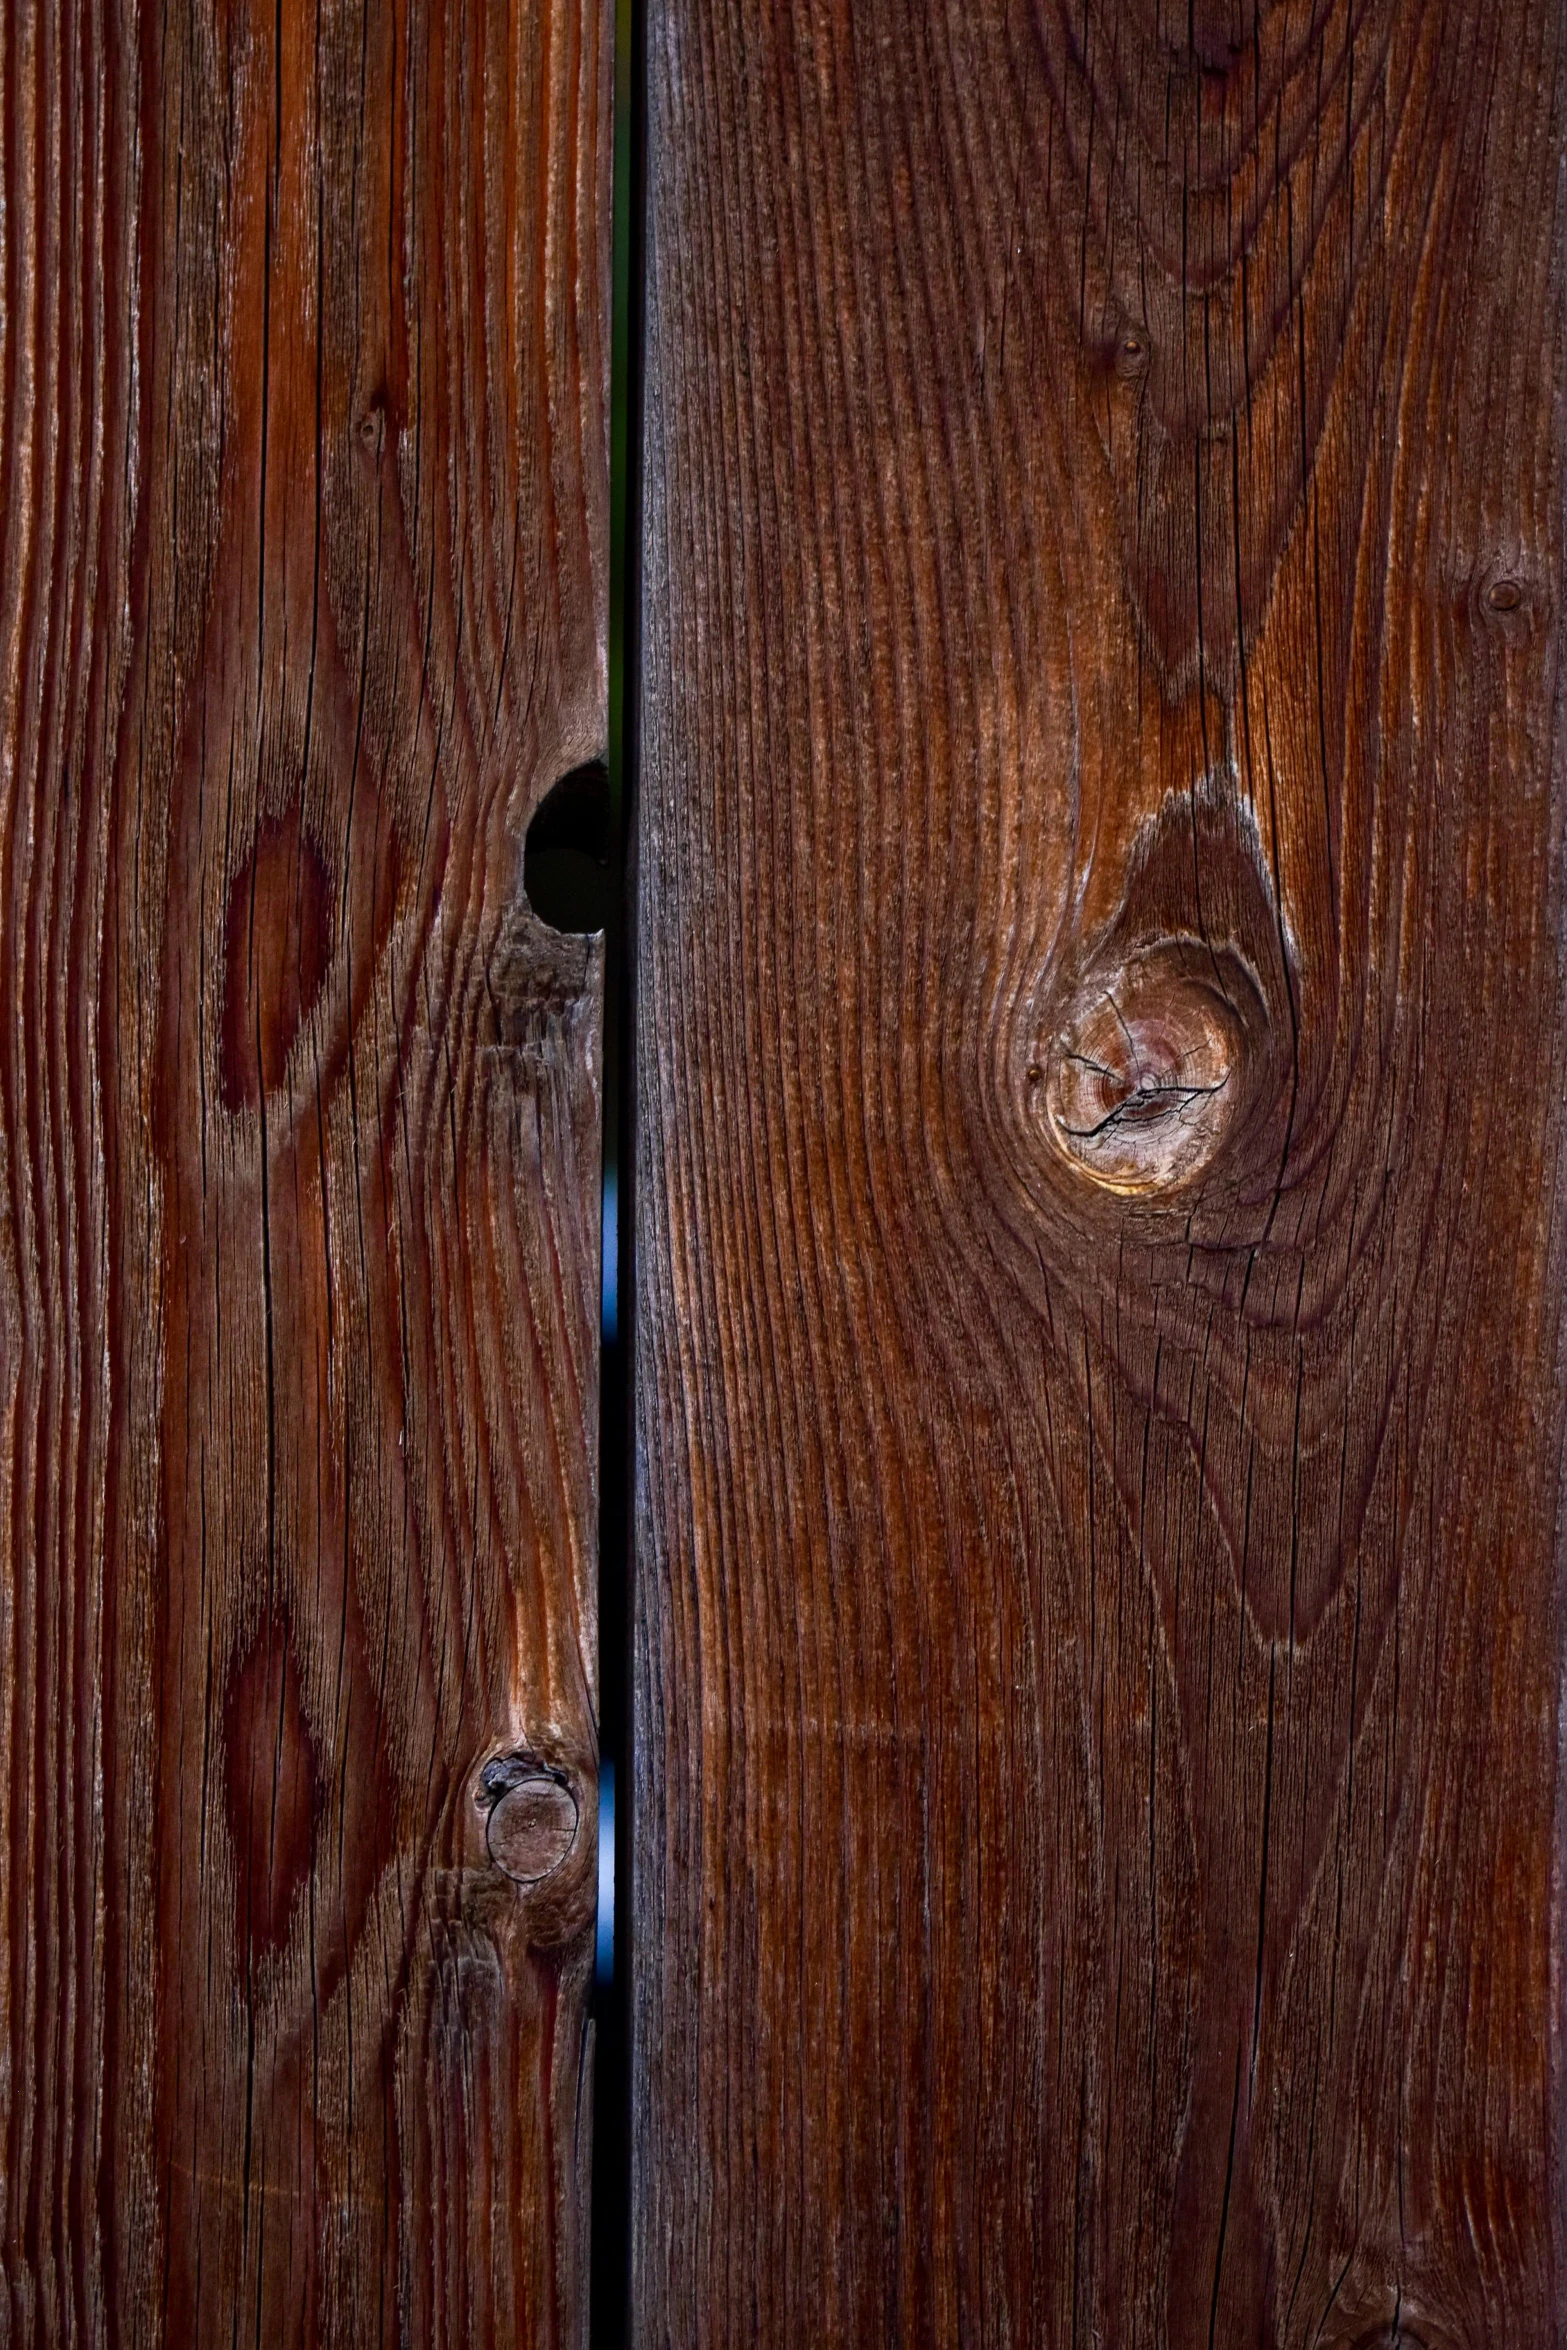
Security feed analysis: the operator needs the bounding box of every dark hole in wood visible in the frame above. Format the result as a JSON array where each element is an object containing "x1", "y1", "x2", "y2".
[{"x1": 526, "y1": 759, "x2": 614, "y2": 934}]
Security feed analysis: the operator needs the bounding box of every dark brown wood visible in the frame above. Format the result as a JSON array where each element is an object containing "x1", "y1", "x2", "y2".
[
  {"x1": 634, "y1": 2, "x2": 1567, "y2": 2342},
  {"x1": 0, "y1": 0, "x2": 610, "y2": 2335}
]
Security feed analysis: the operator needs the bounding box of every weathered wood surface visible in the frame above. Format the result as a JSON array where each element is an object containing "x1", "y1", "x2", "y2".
[
  {"x1": 634, "y1": 1, "x2": 1567, "y2": 2342},
  {"x1": 0, "y1": 0, "x2": 610, "y2": 2336}
]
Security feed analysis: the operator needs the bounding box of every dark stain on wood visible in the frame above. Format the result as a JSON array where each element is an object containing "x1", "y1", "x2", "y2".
[
  {"x1": 223, "y1": 1602, "x2": 324, "y2": 1968},
  {"x1": 219, "y1": 804, "x2": 333, "y2": 1112}
]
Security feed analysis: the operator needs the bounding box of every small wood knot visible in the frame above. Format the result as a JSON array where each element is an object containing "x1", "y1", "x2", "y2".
[
  {"x1": 1114, "y1": 323, "x2": 1152, "y2": 381},
  {"x1": 476, "y1": 1753, "x2": 580, "y2": 1885},
  {"x1": 1472, "y1": 559, "x2": 1545, "y2": 635},
  {"x1": 1038, "y1": 941, "x2": 1254, "y2": 1195}
]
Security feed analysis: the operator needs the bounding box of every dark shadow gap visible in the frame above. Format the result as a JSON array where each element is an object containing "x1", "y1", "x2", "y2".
[{"x1": 590, "y1": 0, "x2": 644, "y2": 2342}]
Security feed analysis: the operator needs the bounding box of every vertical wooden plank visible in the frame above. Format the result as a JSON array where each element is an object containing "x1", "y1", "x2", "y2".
[
  {"x1": 0, "y1": 0, "x2": 610, "y2": 2334},
  {"x1": 635, "y1": 2, "x2": 1567, "y2": 2342}
]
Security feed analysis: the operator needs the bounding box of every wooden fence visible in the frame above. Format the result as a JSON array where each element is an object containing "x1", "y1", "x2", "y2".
[{"x1": 3, "y1": 0, "x2": 1565, "y2": 2342}]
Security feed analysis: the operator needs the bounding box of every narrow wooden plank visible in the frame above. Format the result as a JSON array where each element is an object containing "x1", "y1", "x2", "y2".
[
  {"x1": 0, "y1": 0, "x2": 610, "y2": 2336},
  {"x1": 634, "y1": 2, "x2": 1567, "y2": 2341}
]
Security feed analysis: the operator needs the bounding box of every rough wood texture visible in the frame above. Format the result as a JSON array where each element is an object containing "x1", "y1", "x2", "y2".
[
  {"x1": 635, "y1": 1, "x2": 1567, "y2": 2342},
  {"x1": 0, "y1": 0, "x2": 609, "y2": 2335}
]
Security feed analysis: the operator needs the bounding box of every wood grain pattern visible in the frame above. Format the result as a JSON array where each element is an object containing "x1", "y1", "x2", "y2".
[
  {"x1": 634, "y1": 1, "x2": 1567, "y2": 2341},
  {"x1": 0, "y1": 0, "x2": 610, "y2": 2335}
]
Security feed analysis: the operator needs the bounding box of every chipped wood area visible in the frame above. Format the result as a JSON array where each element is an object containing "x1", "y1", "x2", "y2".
[
  {"x1": 635, "y1": 1, "x2": 1567, "y2": 2343},
  {"x1": 0, "y1": 0, "x2": 609, "y2": 2338}
]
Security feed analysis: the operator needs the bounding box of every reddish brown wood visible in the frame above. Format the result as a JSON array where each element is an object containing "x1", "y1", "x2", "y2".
[
  {"x1": 634, "y1": 1, "x2": 1567, "y2": 2341},
  {"x1": 0, "y1": 0, "x2": 610, "y2": 2335}
]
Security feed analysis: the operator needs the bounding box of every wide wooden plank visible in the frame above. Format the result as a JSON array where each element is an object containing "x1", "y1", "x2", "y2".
[
  {"x1": 634, "y1": 1, "x2": 1567, "y2": 2341},
  {"x1": 0, "y1": 0, "x2": 609, "y2": 2337}
]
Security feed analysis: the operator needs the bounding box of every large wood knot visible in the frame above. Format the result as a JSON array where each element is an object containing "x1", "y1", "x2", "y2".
[
  {"x1": 1012, "y1": 777, "x2": 1295, "y2": 1232},
  {"x1": 1036, "y1": 939, "x2": 1265, "y2": 1197},
  {"x1": 479, "y1": 1754, "x2": 579, "y2": 1882},
  {"x1": 473, "y1": 1749, "x2": 595, "y2": 1949}
]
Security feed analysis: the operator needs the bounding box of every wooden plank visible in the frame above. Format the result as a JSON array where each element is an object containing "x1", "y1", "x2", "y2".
[
  {"x1": 633, "y1": 1, "x2": 1567, "y2": 2341},
  {"x1": 0, "y1": 0, "x2": 610, "y2": 2336}
]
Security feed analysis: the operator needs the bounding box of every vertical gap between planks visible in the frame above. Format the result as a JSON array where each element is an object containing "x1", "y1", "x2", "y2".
[{"x1": 591, "y1": 0, "x2": 645, "y2": 2339}]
